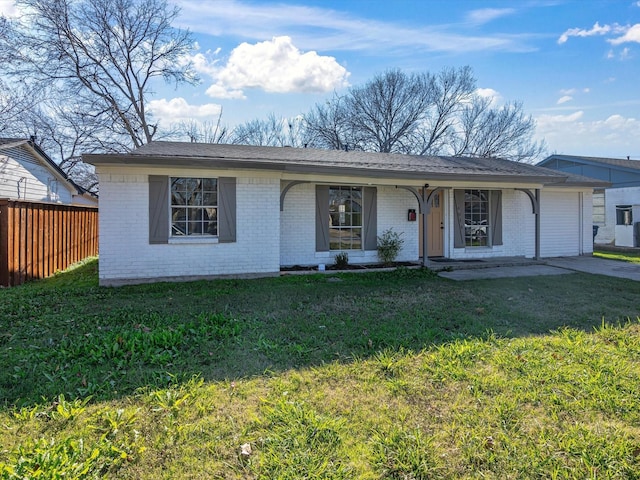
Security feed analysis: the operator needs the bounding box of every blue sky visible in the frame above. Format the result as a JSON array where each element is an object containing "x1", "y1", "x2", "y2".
[{"x1": 3, "y1": 0, "x2": 640, "y2": 159}]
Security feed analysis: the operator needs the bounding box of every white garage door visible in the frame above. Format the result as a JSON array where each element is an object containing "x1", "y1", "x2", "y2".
[{"x1": 540, "y1": 191, "x2": 581, "y2": 257}]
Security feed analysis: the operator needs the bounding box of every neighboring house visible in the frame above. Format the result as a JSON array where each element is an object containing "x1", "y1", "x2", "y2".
[
  {"x1": 0, "y1": 138, "x2": 98, "y2": 206},
  {"x1": 538, "y1": 154, "x2": 640, "y2": 247},
  {"x1": 85, "y1": 142, "x2": 606, "y2": 286}
]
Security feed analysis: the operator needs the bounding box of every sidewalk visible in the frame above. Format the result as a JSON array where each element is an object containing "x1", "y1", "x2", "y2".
[
  {"x1": 546, "y1": 256, "x2": 640, "y2": 281},
  {"x1": 437, "y1": 256, "x2": 640, "y2": 281}
]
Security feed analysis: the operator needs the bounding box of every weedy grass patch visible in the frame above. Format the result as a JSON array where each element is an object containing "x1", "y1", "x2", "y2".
[
  {"x1": 594, "y1": 248, "x2": 640, "y2": 264},
  {"x1": 1, "y1": 258, "x2": 640, "y2": 478}
]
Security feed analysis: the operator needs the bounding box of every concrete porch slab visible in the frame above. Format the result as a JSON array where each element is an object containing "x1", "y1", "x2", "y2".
[{"x1": 437, "y1": 264, "x2": 573, "y2": 281}]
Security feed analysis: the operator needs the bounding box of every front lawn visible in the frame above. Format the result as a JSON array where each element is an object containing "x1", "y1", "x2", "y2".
[{"x1": 1, "y1": 259, "x2": 639, "y2": 478}]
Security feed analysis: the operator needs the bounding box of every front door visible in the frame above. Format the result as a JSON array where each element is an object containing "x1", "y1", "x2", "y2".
[{"x1": 419, "y1": 190, "x2": 444, "y2": 257}]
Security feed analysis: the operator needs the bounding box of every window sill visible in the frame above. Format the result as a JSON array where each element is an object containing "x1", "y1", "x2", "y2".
[{"x1": 169, "y1": 236, "x2": 219, "y2": 245}]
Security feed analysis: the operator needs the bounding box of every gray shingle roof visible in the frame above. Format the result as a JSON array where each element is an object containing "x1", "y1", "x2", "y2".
[
  {"x1": 540, "y1": 154, "x2": 640, "y2": 171},
  {"x1": 85, "y1": 141, "x2": 608, "y2": 187}
]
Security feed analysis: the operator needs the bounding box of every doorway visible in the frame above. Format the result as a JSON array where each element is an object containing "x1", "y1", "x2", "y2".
[{"x1": 419, "y1": 189, "x2": 444, "y2": 257}]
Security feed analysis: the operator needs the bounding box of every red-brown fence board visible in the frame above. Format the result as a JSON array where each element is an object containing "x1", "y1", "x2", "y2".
[{"x1": 0, "y1": 199, "x2": 98, "y2": 287}]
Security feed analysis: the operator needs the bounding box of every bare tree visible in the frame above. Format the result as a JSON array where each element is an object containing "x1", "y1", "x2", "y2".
[
  {"x1": 4, "y1": 0, "x2": 197, "y2": 150},
  {"x1": 177, "y1": 112, "x2": 229, "y2": 144},
  {"x1": 302, "y1": 67, "x2": 544, "y2": 162},
  {"x1": 229, "y1": 113, "x2": 310, "y2": 148},
  {"x1": 303, "y1": 94, "x2": 352, "y2": 150},
  {"x1": 0, "y1": 81, "x2": 42, "y2": 135},
  {"x1": 455, "y1": 98, "x2": 545, "y2": 162},
  {"x1": 344, "y1": 69, "x2": 435, "y2": 153},
  {"x1": 414, "y1": 66, "x2": 475, "y2": 155}
]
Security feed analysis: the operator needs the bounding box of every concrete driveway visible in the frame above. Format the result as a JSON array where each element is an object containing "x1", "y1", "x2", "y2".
[{"x1": 437, "y1": 256, "x2": 640, "y2": 281}]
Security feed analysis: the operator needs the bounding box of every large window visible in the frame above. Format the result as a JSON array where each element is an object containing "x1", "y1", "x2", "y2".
[
  {"x1": 170, "y1": 177, "x2": 218, "y2": 236},
  {"x1": 329, "y1": 186, "x2": 362, "y2": 250},
  {"x1": 464, "y1": 189, "x2": 489, "y2": 247}
]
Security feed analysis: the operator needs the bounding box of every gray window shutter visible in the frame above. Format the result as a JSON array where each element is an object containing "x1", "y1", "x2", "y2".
[
  {"x1": 363, "y1": 187, "x2": 378, "y2": 250},
  {"x1": 453, "y1": 189, "x2": 465, "y2": 248},
  {"x1": 315, "y1": 185, "x2": 329, "y2": 251},
  {"x1": 149, "y1": 175, "x2": 169, "y2": 244},
  {"x1": 218, "y1": 177, "x2": 236, "y2": 243},
  {"x1": 490, "y1": 190, "x2": 503, "y2": 246}
]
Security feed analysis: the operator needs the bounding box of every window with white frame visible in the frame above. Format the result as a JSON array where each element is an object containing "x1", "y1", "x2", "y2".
[
  {"x1": 170, "y1": 177, "x2": 218, "y2": 236},
  {"x1": 464, "y1": 189, "x2": 489, "y2": 247},
  {"x1": 329, "y1": 186, "x2": 363, "y2": 250}
]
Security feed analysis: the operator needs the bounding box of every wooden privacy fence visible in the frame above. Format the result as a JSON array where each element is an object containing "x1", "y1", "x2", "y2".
[{"x1": 0, "y1": 199, "x2": 98, "y2": 287}]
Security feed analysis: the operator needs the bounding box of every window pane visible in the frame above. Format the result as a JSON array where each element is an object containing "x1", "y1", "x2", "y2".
[
  {"x1": 202, "y1": 192, "x2": 217, "y2": 205},
  {"x1": 328, "y1": 186, "x2": 365, "y2": 251},
  {"x1": 201, "y1": 178, "x2": 217, "y2": 191},
  {"x1": 172, "y1": 221, "x2": 186, "y2": 236},
  {"x1": 170, "y1": 177, "x2": 218, "y2": 237},
  {"x1": 172, "y1": 207, "x2": 186, "y2": 222},
  {"x1": 464, "y1": 189, "x2": 490, "y2": 247},
  {"x1": 206, "y1": 221, "x2": 218, "y2": 235}
]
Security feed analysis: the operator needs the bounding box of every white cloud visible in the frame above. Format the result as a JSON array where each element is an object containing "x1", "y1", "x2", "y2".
[
  {"x1": 147, "y1": 97, "x2": 222, "y2": 122},
  {"x1": 206, "y1": 36, "x2": 349, "y2": 99},
  {"x1": 609, "y1": 24, "x2": 640, "y2": 44},
  {"x1": 475, "y1": 88, "x2": 502, "y2": 106},
  {"x1": 559, "y1": 88, "x2": 576, "y2": 95},
  {"x1": 189, "y1": 52, "x2": 221, "y2": 78},
  {"x1": 537, "y1": 111, "x2": 584, "y2": 127},
  {"x1": 536, "y1": 111, "x2": 640, "y2": 156},
  {"x1": 205, "y1": 84, "x2": 246, "y2": 100},
  {"x1": 466, "y1": 8, "x2": 515, "y2": 25},
  {"x1": 558, "y1": 22, "x2": 611, "y2": 44},
  {"x1": 0, "y1": 0, "x2": 18, "y2": 17},
  {"x1": 557, "y1": 95, "x2": 573, "y2": 105}
]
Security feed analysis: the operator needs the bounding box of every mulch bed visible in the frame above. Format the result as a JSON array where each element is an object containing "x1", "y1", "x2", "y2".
[{"x1": 280, "y1": 261, "x2": 420, "y2": 272}]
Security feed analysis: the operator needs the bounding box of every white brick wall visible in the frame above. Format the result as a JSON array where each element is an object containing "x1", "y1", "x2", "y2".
[
  {"x1": 98, "y1": 173, "x2": 281, "y2": 285},
  {"x1": 280, "y1": 184, "x2": 419, "y2": 266},
  {"x1": 99, "y1": 170, "x2": 596, "y2": 284}
]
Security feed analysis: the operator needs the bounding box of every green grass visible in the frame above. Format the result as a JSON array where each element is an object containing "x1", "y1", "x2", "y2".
[
  {"x1": 594, "y1": 248, "x2": 640, "y2": 264},
  {"x1": 1, "y1": 258, "x2": 640, "y2": 478}
]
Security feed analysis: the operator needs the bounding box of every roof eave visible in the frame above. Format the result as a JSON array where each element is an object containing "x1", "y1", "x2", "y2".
[{"x1": 85, "y1": 153, "x2": 560, "y2": 185}]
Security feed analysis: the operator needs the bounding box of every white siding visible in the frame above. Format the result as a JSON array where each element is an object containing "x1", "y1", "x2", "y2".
[
  {"x1": 280, "y1": 183, "x2": 419, "y2": 267},
  {"x1": 0, "y1": 148, "x2": 75, "y2": 203},
  {"x1": 98, "y1": 172, "x2": 281, "y2": 285}
]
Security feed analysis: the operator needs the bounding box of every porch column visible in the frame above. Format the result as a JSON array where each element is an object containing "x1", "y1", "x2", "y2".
[
  {"x1": 515, "y1": 188, "x2": 541, "y2": 260},
  {"x1": 395, "y1": 185, "x2": 429, "y2": 266},
  {"x1": 535, "y1": 189, "x2": 541, "y2": 260},
  {"x1": 421, "y1": 187, "x2": 429, "y2": 267}
]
